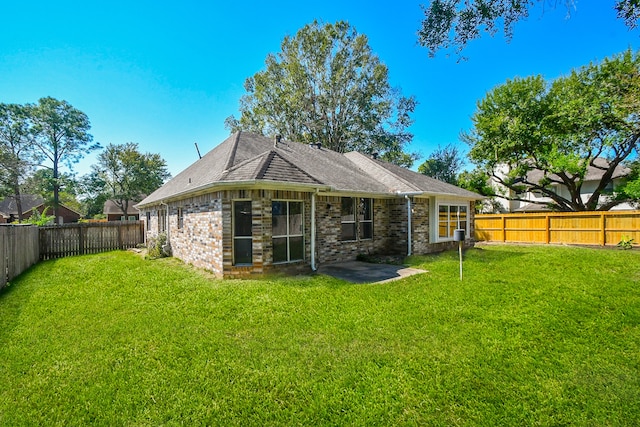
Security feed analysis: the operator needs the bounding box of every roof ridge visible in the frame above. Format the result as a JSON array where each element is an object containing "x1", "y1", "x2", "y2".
[
  {"x1": 223, "y1": 131, "x2": 242, "y2": 172},
  {"x1": 346, "y1": 152, "x2": 420, "y2": 192},
  {"x1": 255, "y1": 151, "x2": 277, "y2": 179},
  {"x1": 273, "y1": 149, "x2": 323, "y2": 184},
  {"x1": 221, "y1": 150, "x2": 271, "y2": 179}
]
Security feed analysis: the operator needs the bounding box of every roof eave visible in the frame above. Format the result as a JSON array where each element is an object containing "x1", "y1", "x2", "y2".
[{"x1": 135, "y1": 180, "x2": 332, "y2": 208}]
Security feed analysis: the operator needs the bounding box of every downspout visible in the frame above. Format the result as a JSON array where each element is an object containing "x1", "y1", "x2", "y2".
[
  {"x1": 311, "y1": 190, "x2": 317, "y2": 271},
  {"x1": 405, "y1": 195, "x2": 412, "y2": 256}
]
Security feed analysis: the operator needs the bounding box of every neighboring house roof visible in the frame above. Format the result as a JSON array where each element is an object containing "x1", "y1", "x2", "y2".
[
  {"x1": 0, "y1": 194, "x2": 46, "y2": 215},
  {"x1": 526, "y1": 158, "x2": 630, "y2": 183},
  {"x1": 138, "y1": 132, "x2": 480, "y2": 207},
  {"x1": 103, "y1": 199, "x2": 141, "y2": 215},
  {"x1": 0, "y1": 194, "x2": 82, "y2": 217}
]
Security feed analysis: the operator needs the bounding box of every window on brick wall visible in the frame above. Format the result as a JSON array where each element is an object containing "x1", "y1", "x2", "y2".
[
  {"x1": 158, "y1": 209, "x2": 166, "y2": 233},
  {"x1": 233, "y1": 200, "x2": 252, "y2": 265},
  {"x1": 341, "y1": 198, "x2": 356, "y2": 241},
  {"x1": 177, "y1": 207, "x2": 184, "y2": 229},
  {"x1": 359, "y1": 198, "x2": 373, "y2": 239},
  {"x1": 146, "y1": 212, "x2": 151, "y2": 231},
  {"x1": 341, "y1": 197, "x2": 373, "y2": 241},
  {"x1": 438, "y1": 203, "x2": 468, "y2": 240},
  {"x1": 272, "y1": 200, "x2": 304, "y2": 263}
]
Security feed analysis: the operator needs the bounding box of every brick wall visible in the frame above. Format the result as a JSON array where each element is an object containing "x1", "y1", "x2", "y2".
[{"x1": 140, "y1": 189, "x2": 475, "y2": 278}]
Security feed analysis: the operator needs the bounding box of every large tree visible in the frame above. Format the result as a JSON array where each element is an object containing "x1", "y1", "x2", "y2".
[
  {"x1": 419, "y1": 0, "x2": 639, "y2": 57},
  {"x1": 0, "y1": 103, "x2": 40, "y2": 221},
  {"x1": 31, "y1": 97, "x2": 98, "y2": 221},
  {"x1": 226, "y1": 20, "x2": 418, "y2": 167},
  {"x1": 22, "y1": 168, "x2": 82, "y2": 214},
  {"x1": 91, "y1": 142, "x2": 170, "y2": 217},
  {"x1": 464, "y1": 49, "x2": 640, "y2": 211},
  {"x1": 417, "y1": 143, "x2": 465, "y2": 184}
]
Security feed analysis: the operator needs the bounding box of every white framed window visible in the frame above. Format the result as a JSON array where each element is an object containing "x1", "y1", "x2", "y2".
[
  {"x1": 272, "y1": 200, "x2": 304, "y2": 263},
  {"x1": 146, "y1": 212, "x2": 151, "y2": 231},
  {"x1": 128, "y1": 215, "x2": 136, "y2": 221},
  {"x1": 437, "y1": 203, "x2": 468, "y2": 241},
  {"x1": 341, "y1": 197, "x2": 373, "y2": 241},
  {"x1": 233, "y1": 200, "x2": 252, "y2": 265}
]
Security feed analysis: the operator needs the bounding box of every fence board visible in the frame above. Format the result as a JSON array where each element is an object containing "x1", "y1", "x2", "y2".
[
  {"x1": 475, "y1": 211, "x2": 640, "y2": 247},
  {"x1": 40, "y1": 221, "x2": 144, "y2": 260},
  {"x1": 1, "y1": 225, "x2": 40, "y2": 289}
]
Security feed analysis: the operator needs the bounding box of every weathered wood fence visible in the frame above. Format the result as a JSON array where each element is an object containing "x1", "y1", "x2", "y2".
[
  {"x1": 39, "y1": 221, "x2": 144, "y2": 260},
  {"x1": 1, "y1": 225, "x2": 40, "y2": 290},
  {"x1": 475, "y1": 211, "x2": 640, "y2": 246}
]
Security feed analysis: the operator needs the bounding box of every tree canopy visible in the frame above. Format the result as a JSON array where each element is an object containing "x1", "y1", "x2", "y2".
[
  {"x1": 0, "y1": 103, "x2": 40, "y2": 220},
  {"x1": 464, "y1": 49, "x2": 640, "y2": 211},
  {"x1": 417, "y1": 143, "x2": 465, "y2": 184},
  {"x1": 226, "y1": 20, "x2": 418, "y2": 167},
  {"x1": 31, "y1": 97, "x2": 98, "y2": 219},
  {"x1": 90, "y1": 142, "x2": 170, "y2": 217},
  {"x1": 419, "y1": 0, "x2": 639, "y2": 57}
]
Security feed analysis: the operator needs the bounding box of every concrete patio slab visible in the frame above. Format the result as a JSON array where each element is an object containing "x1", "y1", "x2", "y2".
[{"x1": 317, "y1": 261, "x2": 427, "y2": 284}]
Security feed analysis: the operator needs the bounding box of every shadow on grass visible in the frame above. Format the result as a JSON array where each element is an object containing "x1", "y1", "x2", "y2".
[{"x1": 406, "y1": 245, "x2": 528, "y2": 268}]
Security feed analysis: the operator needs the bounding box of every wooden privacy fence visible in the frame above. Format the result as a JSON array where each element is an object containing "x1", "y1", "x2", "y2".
[
  {"x1": 1, "y1": 225, "x2": 40, "y2": 289},
  {"x1": 475, "y1": 211, "x2": 640, "y2": 246},
  {"x1": 40, "y1": 221, "x2": 144, "y2": 260}
]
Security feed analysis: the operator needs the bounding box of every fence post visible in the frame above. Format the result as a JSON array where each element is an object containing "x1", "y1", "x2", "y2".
[
  {"x1": 502, "y1": 215, "x2": 506, "y2": 242},
  {"x1": 600, "y1": 213, "x2": 606, "y2": 246},
  {"x1": 545, "y1": 215, "x2": 550, "y2": 244}
]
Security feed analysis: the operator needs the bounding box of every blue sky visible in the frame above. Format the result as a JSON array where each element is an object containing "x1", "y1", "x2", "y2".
[{"x1": 1, "y1": 1, "x2": 637, "y2": 178}]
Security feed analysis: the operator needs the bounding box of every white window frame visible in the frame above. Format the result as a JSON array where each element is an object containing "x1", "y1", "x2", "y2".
[
  {"x1": 436, "y1": 201, "x2": 469, "y2": 242},
  {"x1": 272, "y1": 200, "x2": 304, "y2": 264}
]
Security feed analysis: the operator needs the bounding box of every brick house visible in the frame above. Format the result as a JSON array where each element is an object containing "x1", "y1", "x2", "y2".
[
  {"x1": 103, "y1": 199, "x2": 141, "y2": 221},
  {"x1": 0, "y1": 194, "x2": 81, "y2": 224},
  {"x1": 136, "y1": 132, "x2": 481, "y2": 278}
]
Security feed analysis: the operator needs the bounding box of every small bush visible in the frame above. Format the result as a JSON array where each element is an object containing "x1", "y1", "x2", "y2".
[
  {"x1": 618, "y1": 235, "x2": 635, "y2": 250},
  {"x1": 147, "y1": 233, "x2": 171, "y2": 258}
]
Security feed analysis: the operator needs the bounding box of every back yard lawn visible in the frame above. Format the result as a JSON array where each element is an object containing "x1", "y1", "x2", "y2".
[{"x1": 1, "y1": 245, "x2": 639, "y2": 426}]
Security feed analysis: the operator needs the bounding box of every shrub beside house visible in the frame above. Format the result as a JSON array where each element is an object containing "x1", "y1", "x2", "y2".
[{"x1": 136, "y1": 132, "x2": 482, "y2": 278}]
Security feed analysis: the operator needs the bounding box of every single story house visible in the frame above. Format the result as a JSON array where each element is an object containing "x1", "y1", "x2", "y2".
[
  {"x1": 491, "y1": 158, "x2": 635, "y2": 213},
  {"x1": 0, "y1": 194, "x2": 81, "y2": 224},
  {"x1": 136, "y1": 132, "x2": 481, "y2": 278},
  {"x1": 103, "y1": 199, "x2": 141, "y2": 221}
]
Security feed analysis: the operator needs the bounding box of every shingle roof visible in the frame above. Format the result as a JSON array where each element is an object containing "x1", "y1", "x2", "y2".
[
  {"x1": 0, "y1": 195, "x2": 45, "y2": 215},
  {"x1": 526, "y1": 158, "x2": 630, "y2": 183},
  {"x1": 138, "y1": 131, "x2": 481, "y2": 207},
  {"x1": 103, "y1": 199, "x2": 141, "y2": 215}
]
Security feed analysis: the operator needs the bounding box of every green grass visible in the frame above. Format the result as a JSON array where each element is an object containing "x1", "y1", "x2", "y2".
[{"x1": 1, "y1": 245, "x2": 639, "y2": 426}]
